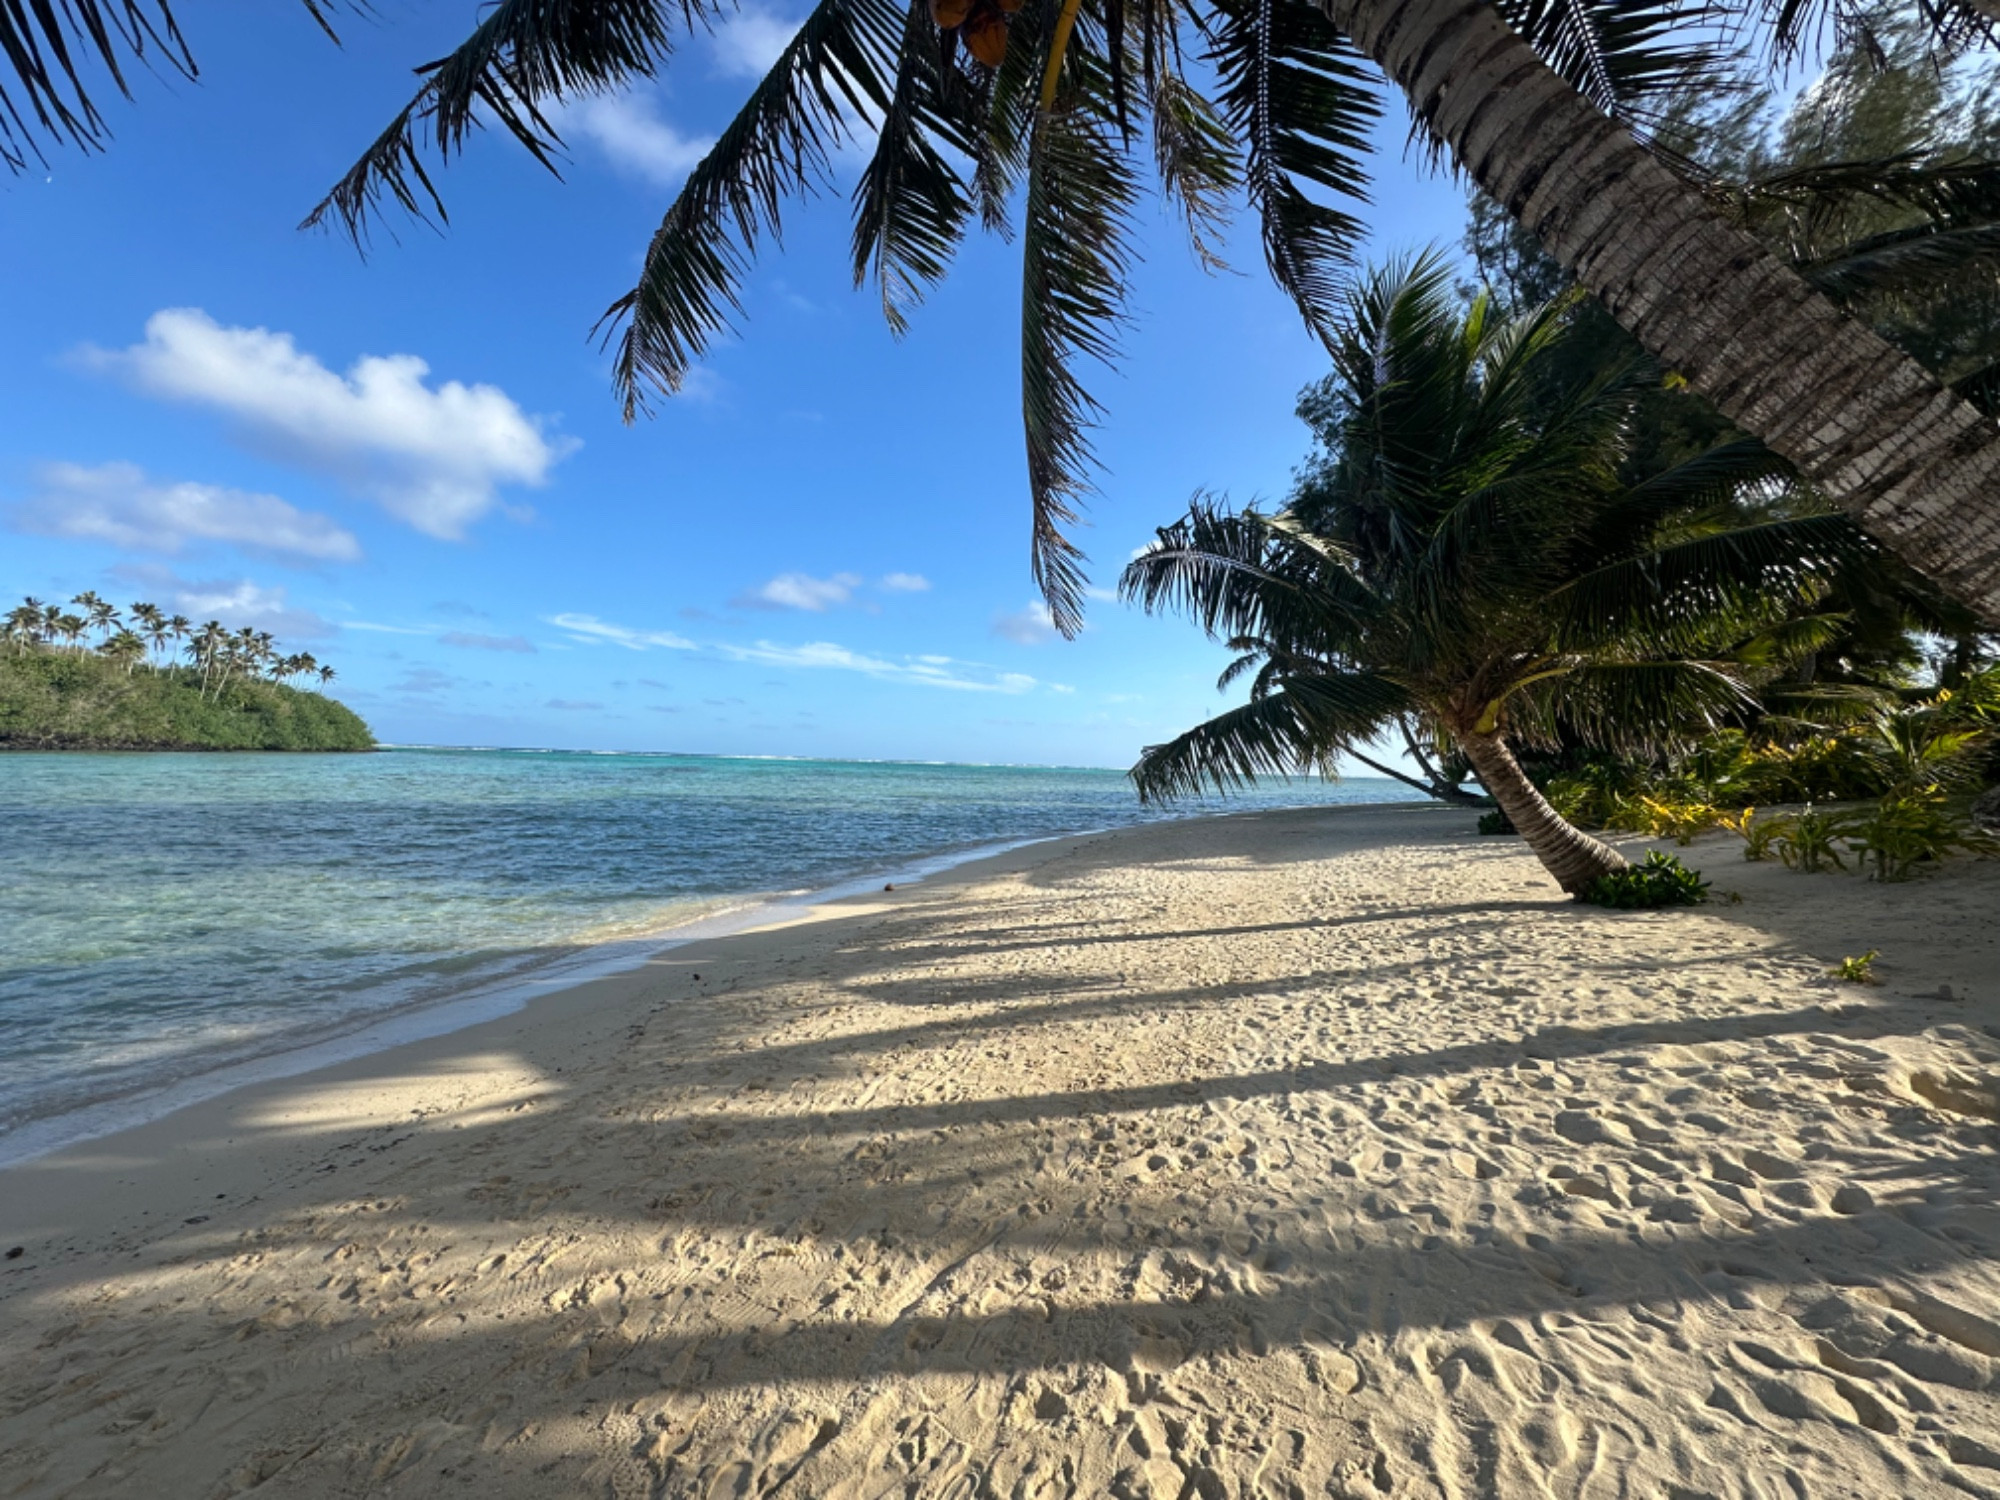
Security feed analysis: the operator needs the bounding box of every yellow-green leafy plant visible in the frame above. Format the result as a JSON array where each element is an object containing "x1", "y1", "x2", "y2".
[
  {"x1": 1847, "y1": 789, "x2": 1998, "y2": 881},
  {"x1": 1831, "y1": 950, "x2": 1880, "y2": 983},
  {"x1": 1767, "y1": 804, "x2": 1858, "y2": 872}
]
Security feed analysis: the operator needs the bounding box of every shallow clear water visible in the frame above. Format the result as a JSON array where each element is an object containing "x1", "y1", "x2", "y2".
[{"x1": 1, "y1": 748, "x2": 1403, "y2": 1149}]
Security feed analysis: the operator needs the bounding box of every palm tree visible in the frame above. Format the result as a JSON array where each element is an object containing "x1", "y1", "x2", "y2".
[
  {"x1": 128, "y1": 602, "x2": 168, "y2": 668},
  {"x1": 99, "y1": 629, "x2": 147, "y2": 675},
  {"x1": 52, "y1": 613, "x2": 88, "y2": 652},
  {"x1": 72, "y1": 592, "x2": 118, "y2": 645},
  {"x1": 291, "y1": 0, "x2": 2000, "y2": 631},
  {"x1": 1121, "y1": 259, "x2": 1863, "y2": 893},
  {"x1": 4, "y1": 601, "x2": 43, "y2": 654},
  {"x1": 317, "y1": 664, "x2": 337, "y2": 691},
  {"x1": 17, "y1": 0, "x2": 2000, "y2": 623}
]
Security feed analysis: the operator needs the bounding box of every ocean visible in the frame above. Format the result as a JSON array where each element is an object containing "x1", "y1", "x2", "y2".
[{"x1": 1, "y1": 748, "x2": 1405, "y2": 1161}]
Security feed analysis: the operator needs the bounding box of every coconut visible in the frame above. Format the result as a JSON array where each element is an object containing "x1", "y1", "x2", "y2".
[
  {"x1": 929, "y1": 0, "x2": 971, "y2": 27},
  {"x1": 963, "y1": 9, "x2": 1008, "y2": 65}
]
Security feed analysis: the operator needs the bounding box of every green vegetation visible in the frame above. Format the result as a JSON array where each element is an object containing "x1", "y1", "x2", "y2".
[
  {"x1": 1580, "y1": 852, "x2": 1710, "y2": 911},
  {"x1": 1832, "y1": 950, "x2": 1882, "y2": 984},
  {"x1": 2, "y1": 595, "x2": 371, "y2": 752},
  {"x1": 1120, "y1": 258, "x2": 1857, "y2": 897}
]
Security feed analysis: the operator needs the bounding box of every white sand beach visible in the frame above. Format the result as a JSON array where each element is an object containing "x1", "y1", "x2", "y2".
[{"x1": 3, "y1": 803, "x2": 1998, "y2": 1498}]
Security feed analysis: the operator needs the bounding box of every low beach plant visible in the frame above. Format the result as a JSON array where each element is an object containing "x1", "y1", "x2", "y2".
[
  {"x1": 1579, "y1": 850, "x2": 1711, "y2": 909},
  {"x1": 1477, "y1": 809, "x2": 1516, "y2": 836},
  {"x1": 1832, "y1": 950, "x2": 1881, "y2": 983},
  {"x1": 1847, "y1": 791, "x2": 1998, "y2": 881},
  {"x1": 1768, "y1": 805, "x2": 1856, "y2": 872}
]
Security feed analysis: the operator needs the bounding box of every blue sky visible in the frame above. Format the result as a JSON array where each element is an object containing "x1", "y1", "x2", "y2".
[{"x1": 2, "y1": 0, "x2": 1468, "y2": 766}]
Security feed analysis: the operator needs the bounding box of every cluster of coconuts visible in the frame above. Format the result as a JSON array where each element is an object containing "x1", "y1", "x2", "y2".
[{"x1": 931, "y1": 0, "x2": 1021, "y2": 66}]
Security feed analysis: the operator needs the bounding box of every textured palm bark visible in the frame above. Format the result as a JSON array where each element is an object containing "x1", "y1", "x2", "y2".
[
  {"x1": 1459, "y1": 732, "x2": 1628, "y2": 894},
  {"x1": 1319, "y1": 0, "x2": 2000, "y2": 626}
]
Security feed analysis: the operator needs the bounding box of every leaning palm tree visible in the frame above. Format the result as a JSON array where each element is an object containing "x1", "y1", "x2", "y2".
[
  {"x1": 1122, "y1": 259, "x2": 1862, "y2": 893},
  {"x1": 18, "y1": 1, "x2": 2000, "y2": 621},
  {"x1": 300, "y1": 0, "x2": 2000, "y2": 629},
  {"x1": 317, "y1": 664, "x2": 338, "y2": 691}
]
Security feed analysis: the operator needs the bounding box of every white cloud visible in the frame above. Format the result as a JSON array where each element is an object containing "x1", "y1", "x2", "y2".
[
  {"x1": 560, "y1": 92, "x2": 713, "y2": 185},
  {"x1": 342, "y1": 620, "x2": 433, "y2": 636},
  {"x1": 14, "y1": 461, "x2": 360, "y2": 562},
  {"x1": 992, "y1": 600, "x2": 1060, "y2": 645},
  {"x1": 109, "y1": 564, "x2": 336, "y2": 639},
  {"x1": 1084, "y1": 585, "x2": 1120, "y2": 603},
  {"x1": 546, "y1": 698, "x2": 605, "y2": 711},
  {"x1": 718, "y1": 639, "x2": 1038, "y2": 693},
  {"x1": 880, "y1": 572, "x2": 931, "y2": 593},
  {"x1": 711, "y1": 3, "x2": 803, "y2": 78},
  {"x1": 547, "y1": 612, "x2": 696, "y2": 651},
  {"x1": 83, "y1": 310, "x2": 570, "y2": 540},
  {"x1": 737, "y1": 570, "x2": 862, "y2": 611}
]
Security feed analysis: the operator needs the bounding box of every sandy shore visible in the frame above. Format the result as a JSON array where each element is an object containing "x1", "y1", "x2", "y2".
[{"x1": 3, "y1": 803, "x2": 1998, "y2": 1498}]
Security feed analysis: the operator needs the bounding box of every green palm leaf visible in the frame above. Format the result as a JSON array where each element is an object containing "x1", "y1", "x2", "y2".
[
  {"x1": 1021, "y1": 99, "x2": 1140, "y2": 635},
  {"x1": 850, "y1": 0, "x2": 985, "y2": 335},
  {"x1": 303, "y1": 0, "x2": 719, "y2": 240},
  {"x1": 1131, "y1": 669, "x2": 1408, "y2": 801},
  {"x1": 0, "y1": 0, "x2": 196, "y2": 170},
  {"x1": 600, "y1": 0, "x2": 907, "y2": 414},
  {"x1": 1204, "y1": 0, "x2": 1376, "y2": 347}
]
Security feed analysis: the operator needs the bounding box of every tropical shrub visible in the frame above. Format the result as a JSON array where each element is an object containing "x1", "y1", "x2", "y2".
[
  {"x1": 1765, "y1": 805, "x2": 1858, "y2": 872},
  {"x1": 1477, "y1": 809, "x2": 1517, "y2": 836},
  {"x1": 1580, "y1": 851, "x2": 1711, "y2": 909},
  {"x1": 1121, "y1": 261, "x2": 1855, "y2": 896},
  {"x1": 1847, "y1": 791, "x2": 1998, "y2": 881}
]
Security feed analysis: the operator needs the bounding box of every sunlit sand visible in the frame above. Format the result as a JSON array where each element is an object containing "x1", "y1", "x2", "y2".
[{"x1": 4, "y1": 804, "x2": 1997, "y2": 1497}]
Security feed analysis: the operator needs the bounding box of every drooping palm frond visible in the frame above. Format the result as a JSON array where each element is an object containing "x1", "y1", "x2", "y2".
[
  {"x1": 0, "y1": 0, "x2": 192, "y2": 170},
  {"x1": 1508, "y1": 658, "x2": 1755, "y2": 753},
  {"x1": 1130, "y1": 669, "x2": 1409, "y2": 800},
  {"x1": 850, "y1": 0, "x2": 985, "y2": 334},
  {"x1": 1020, "y1": 98, "x2": 1140, "y2": 635},
  {"x1": 600, "y1": 0, "x2": 907, "y2": 413},
  {"x1": 303, "y1": 0, "x2": 718, "y2": 240},
  {"x1": 1495, "y1": 0, "x2": 1720, "y2": 124},
  {"x1": 1581, "y1": 437, "x2": 1796, "y2": 557},
  {"x1": 1719, "y1": 153, "x2": 2000, "y2": 235},
  {"x1": 1803, "y1": 222, "x2": 2000, "y2": 301},
  {"x1": 1544, "y1": 513, "x2": 1861, "y2": 655},
  {"x1": 1120, "y1": 498, "x2": 1380, "y2": 650},
  {"x1": 1147, "y1": 63, "x2": 1238, "y2": 269},
  {"x1": 1205, "y1": 0, "x2": 1377, "y2": 347},
  {"x1": 1743, "y1": 0, "x2": 1994, "y2": 71}
]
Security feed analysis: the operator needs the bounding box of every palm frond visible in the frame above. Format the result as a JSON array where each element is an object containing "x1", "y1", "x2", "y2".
[
  {"x1": 1803, "y1": 223, "x2": 2000, "y2": 302},
  {"x1": 1130, "y1": 669, "x2": 1408, "y2": 801},
  {"x1": 1, "y1": 0, "x2": 193, "y2": 171},
  {"x1": 599, "y1": 0, "x2": 907, "y2": 415},
  {"x1": 303, "y1": 0, "x2": 716, "y2": 240},
  {"x1": 1020, "y1": 98, "x2": 1140, "y2": 636},
  {"x1": 1721, "y1": 153, "x2": 2000, "y2": 234},
  {"x1": 1494, "y1": 0, "x2": 1718, "y2": 124},
  {"x1": 1511, "y1": 659, "x2": 1755, "y2": 754},
  {"x1": 1120, "y1": 497, "x2": 1379, "y2": 649},
  {"x1": 1545, "y1": 514, "x2": 1864, "y2": 655},
  {"x1": 850, "y1": 0, "x2": 984, "y2": 335},
  {"x1": 1147, "y1": 65, "x2": 1238, "y2": 269},
  {"x1": 1584, "y1": 438, "x2": 1797, "y2": 557},
  {"x1": 1205, "y1": 0, "x2": 1376, "y2": 348}
]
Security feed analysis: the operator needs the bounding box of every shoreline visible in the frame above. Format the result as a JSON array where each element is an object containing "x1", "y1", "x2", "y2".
[
  {"x1": 0, "y1": 820, "x2": 1163, "y2": 1173},
  {"x1": 5, "y1": 802, "x2": 1996, "y2": 1498}
]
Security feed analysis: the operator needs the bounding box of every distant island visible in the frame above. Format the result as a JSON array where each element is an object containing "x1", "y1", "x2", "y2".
[{"x1": 3, "y1": 594, "x2": 373, "y2": 752}]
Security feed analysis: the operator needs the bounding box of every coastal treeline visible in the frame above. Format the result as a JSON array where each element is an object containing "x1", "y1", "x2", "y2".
[
  {"x1": 1, "y1": 595, "x2": 372, "y2": 751},
  {"x1": 1125, "y1": 21, "x2": 2000, "y2": 905}
]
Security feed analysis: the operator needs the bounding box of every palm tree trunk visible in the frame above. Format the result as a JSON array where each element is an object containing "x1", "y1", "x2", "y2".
[
  {"x1": 1458, "y1": 732, "x2": 1627, "y2": 894},
  {"x1": 1320, "y1": 0, "x2": 2000, "y2": 625}
]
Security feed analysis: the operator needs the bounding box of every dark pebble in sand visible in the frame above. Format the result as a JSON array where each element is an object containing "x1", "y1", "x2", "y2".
[
  {"x1": 884, "y1": 883, "x2": 895, "y2": 891},
  {"x1": 4, "y1": 1247, "x2": 21, "y2": 1260}
]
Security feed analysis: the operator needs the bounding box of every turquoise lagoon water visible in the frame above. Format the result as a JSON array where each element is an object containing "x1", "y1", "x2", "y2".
[{"x1": 1, "y1": 748, "x2": 1404, "y2": 1158}]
